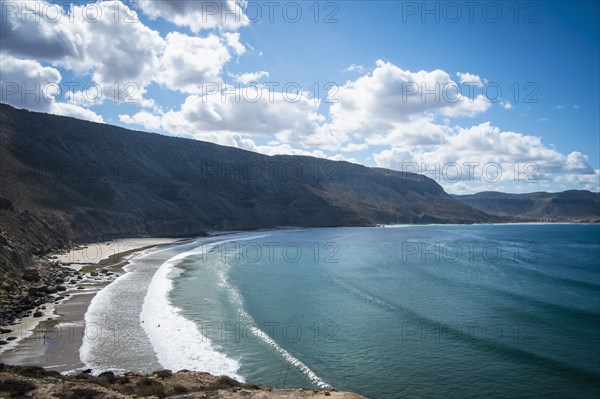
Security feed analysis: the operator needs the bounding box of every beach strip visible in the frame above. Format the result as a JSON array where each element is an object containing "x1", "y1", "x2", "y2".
[{"x1": 0, "y1": 237, "x2": 186, "y2": 372}]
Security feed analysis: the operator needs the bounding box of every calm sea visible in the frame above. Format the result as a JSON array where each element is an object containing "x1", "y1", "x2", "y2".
[{"x1": 81, "y1": 224, "x2": 600, "y2": 398}]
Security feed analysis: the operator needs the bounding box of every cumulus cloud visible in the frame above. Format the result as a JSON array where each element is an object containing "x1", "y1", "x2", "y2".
[
  {"x1": 328, "y1": 60, "x2": 491, "y2": 143},
  {"x1": 373, "y1": 122, "x2": 595, "y2": 192},
  {"x1": 63, "y1": 2, "x2": 163, "y2": 89},
  {"x1": 119, "y1": 85, "x2": 324, "y2": 142},
  {"x1": 1, "y1": 1, "x2": 165, "y2": 103},
  {"x1": 0, "y1": 0, "x2": 79, "y2": 61},
  {"x1": 138, "y1": 0, "x2": 248, "y2": 31},
  {"x1": 363, "y1": 115, "x2": 452, "y2": 147},
  {"x1": 555, "y1": 170, "x2": 600, "y2": 192},
  {"x1": 221, "y1": 32, "x2": 246, "y2": 56},
  {"x1": 236, "y1": 138, "x2": 358, "y2": 163},
  {"x1": 230, "y1": 71, "x2": 270, "y2": 84},
  {"x1": 0, "y1": 1, "x2": 247, "y2": 103},
  {"x1": 456, "y1": 71, "x2": 484, "y2": 87},
  {"x1": 156, "y1": 32, "x2": 230, "y2": 94},
  {"x1": 49, "y1": 102, "x2": 104, "y2": 122},
  {"x1": 565, "y1": 151, "x2": 594, "y2": 173},
  {"x1": 344, "y1": 64, "x2": 366, "y2": 74},
  {"x1": 0, "y1": 54, "x2": 103, "y2": 122},
  {"x1": 119, "y1": 110, "x2": 162, "y2": 131}
]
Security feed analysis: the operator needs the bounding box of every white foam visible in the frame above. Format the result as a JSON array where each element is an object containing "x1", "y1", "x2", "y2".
[
  {"x1": 56, "y1": 322, "x2": 84, "y2": 328},
  {"x1": 215, "y1": 262, "x2": 332, "y2": 389},
  {"x1": 139, "y1": 233, "x2": 273, "y2": 380}
]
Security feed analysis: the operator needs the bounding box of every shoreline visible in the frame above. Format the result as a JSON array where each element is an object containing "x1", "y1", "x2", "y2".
[
  {"x1": 4, "y1": 222, "x2": 593, "y2": 358},
  {"x1": 0, "y1": 237, "x2": 188, "y2": 373},
  {"x1": 380, "y1": 221, "x2": 600, "y2": 227}
]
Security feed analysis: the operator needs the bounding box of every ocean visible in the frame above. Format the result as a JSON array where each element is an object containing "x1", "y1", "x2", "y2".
[{"x1": 80, "y1": 224, "x2": 600, "y2": 398}]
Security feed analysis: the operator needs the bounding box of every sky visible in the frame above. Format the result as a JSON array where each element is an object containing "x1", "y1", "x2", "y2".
[{"x1": 0, "y1": 0, "x2": 598, "y2": 194}]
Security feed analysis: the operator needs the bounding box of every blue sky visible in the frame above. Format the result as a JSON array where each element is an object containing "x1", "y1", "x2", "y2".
[{"x1": 1, "y1": 0, "x2": 598, "y2": 193}]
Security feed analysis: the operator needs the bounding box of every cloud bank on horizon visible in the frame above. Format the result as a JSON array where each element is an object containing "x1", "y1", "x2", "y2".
[{"x1": 0, "y1": 0, "x2": 598, "y2": 193}]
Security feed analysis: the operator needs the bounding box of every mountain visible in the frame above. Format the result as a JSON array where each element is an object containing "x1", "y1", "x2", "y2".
[
  {"x1": 0, "y1": 103, "x2": 494, "y2": 291},
  {"x1": 454, "y1": 191, "x2": 600, "y2": 222}
]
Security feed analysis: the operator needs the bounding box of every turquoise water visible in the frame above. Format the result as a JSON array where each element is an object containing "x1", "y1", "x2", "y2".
[
  {"x1": 170, "y1": 225, "x2": 600, "y2": 398},
  {"x1": 84, "y1": 225, "x2": 600, "y2": 398}
]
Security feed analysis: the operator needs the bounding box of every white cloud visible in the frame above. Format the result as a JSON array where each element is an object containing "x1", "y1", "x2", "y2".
[
  {"x1": 456, "y1": 71, "x2": 484, "y2": 87},
  {"x1": 156, "y1": 32, "x2": 230, "y2": 94},
  {"x1": 63, "y1": 2, "x2": 164, "y2": 90},
  {"x1": 553, "y1": 105, "x2": 565, "y2": 110},
  {"x1": 120, "y1": 86, "x2": 324, "y2": 142},
  {"x1": 221, "y1": 32, "x2": 246, "y2": 56},
  {"x1": 0, "y1": 0, "x2": 76, "y2": 60},
  {"x1": 344, "y1": 64, "x2": 366, "y2": 74},
  {"x1": 50, "y1": 102, "x2": 104, "y2": 123},
  {"x1": 0, "y1": 1, "x2": 245, "y2": 101},
  {"x1": 138, "y1": 0, "x2": 248, "y2": 31},
  {"x1": 373, "y1": 122, "x2": 595, "y2": 192},
  {"x1": 1, "y1": 1, "x2": 165, "y2": 103},
  {"x1": 0, "y1": 55, "x2": 61, "y2": 100},
  {"x1": 500, "y1": 99, "x2": 512, "y2": 110},
  {"x1": 339, "y1": 142, "x2": 369, "y2": 152},
  {"x1": 363, "y1": 115, "x2": 452, "y2": 147},
  {"x1": 328, "y1": 60, "x2": 491, "y2": 143},
  {"x1": 119, "y1": 110, "x2": 163, "y2": 131},
  {"x1": 235, "y1": 138, "x2": 360, "y2": 163},
  {"x1": 565, "y1": 151, "x2": 594, "y2": 173},
  {"x1": 230, "y1": 71, "x2": 270, "y2": 84},
  {"x1": 555, "y1": 170, "x2": 600, "y2": 192},
  {"x1": 0, "y1": 54, "x2": 103, "y2": 122}
]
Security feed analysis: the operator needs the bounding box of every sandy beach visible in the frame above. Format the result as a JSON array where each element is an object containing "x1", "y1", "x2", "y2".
[
  {"x1": 0, "y1": 237, "x2": 186, "y2": 373},
  {"x1": 54, "y1": 238, "x2": 184, "y2": 270}
]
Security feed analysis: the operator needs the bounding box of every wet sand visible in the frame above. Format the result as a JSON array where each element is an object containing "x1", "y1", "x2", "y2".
[{"x1": 0, "y1": 237, "x2": 187, "y2": 373}]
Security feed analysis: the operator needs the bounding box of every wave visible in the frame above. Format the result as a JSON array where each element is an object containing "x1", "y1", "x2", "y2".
[
  {"x1": 140, "y1": 242, "x2": 244, "y2": 380},
  {"x1": 79, "y1": 243, "x2": 184, "y2": 374},
  {"x1": 406, "y1": 262, "x2": 600, "y2": 318},
  {"x1": 139, "y1": 233, "x2": 275, "y2": 380},
  {"x1": 212, "y1": 242, "x2": 332, "y2": 389},
  {"x1": 334, "y1": 278, "x2": 600, "y2": 383}
]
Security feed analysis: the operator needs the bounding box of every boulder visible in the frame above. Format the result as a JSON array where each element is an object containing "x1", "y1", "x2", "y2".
[
  {"x1": 28, "y1": 286, "x2": 49, "y2": 296},
  {"x1": 22, "y1": 269, "x2": 41, "y2": 283}
]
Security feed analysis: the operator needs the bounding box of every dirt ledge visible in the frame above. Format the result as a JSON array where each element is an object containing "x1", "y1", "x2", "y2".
[{"x1": 0, "y1": 364, "x2": 369, "y2": 399}]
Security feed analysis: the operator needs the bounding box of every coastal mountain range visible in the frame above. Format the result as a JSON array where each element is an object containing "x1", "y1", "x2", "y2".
[
  {"x1": 454, "y1": 191, "x2": 600, "y2": 222},
  {"x1": 0, "y1": 103, "x2": 598, "y2": 311},
  {"x1": 0, "y1": 102, "x2": 491, "y2": 250}
]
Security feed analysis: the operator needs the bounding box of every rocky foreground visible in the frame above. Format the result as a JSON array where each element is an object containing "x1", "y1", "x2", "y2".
[
  {"x1": 0, "y1": 259, "x2": 120, "y2": 329},
  {"x1": 0, "y1": 365, "x2": 368, "y2": 399},
  {"x1": 0, "y1": 261, "x2": 83, "y2": 328}
]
